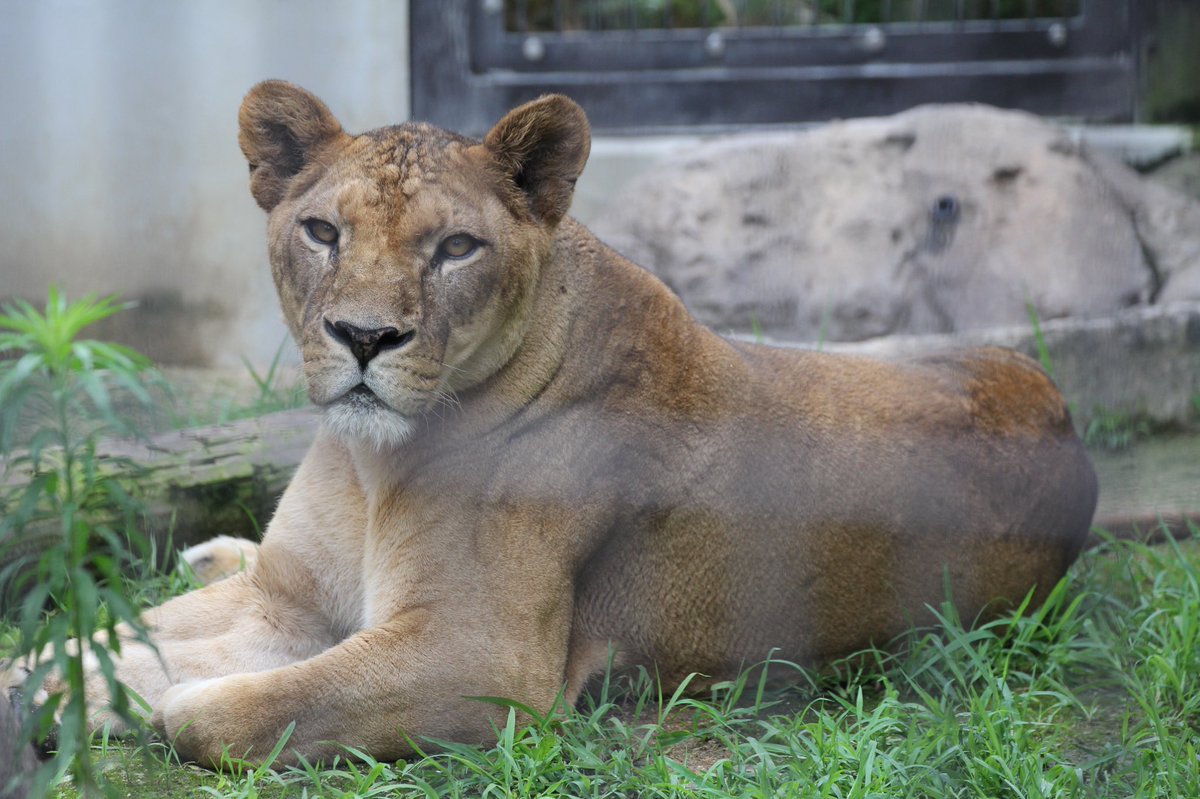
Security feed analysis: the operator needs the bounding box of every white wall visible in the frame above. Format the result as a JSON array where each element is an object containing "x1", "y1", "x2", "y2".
[{"x1": 0, "y1": 0, "x2": 409, "y2": 368}]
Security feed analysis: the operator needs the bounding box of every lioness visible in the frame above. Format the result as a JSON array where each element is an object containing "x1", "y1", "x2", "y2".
[{"x1": 20, "y1": 82, "x2": 1097, "y2": 766}]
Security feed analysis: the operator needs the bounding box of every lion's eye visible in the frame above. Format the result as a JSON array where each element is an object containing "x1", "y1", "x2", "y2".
[
  {"x1": 440, "y1": 234, "x2": 479, "y2": 260},
  {"x1": 303, "y1": 219, "x2": 339, "y2": 246}
]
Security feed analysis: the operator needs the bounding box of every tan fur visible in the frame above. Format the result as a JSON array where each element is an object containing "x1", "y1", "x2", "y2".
[{"x1": 27, "y1": 82, "x2": 1097, "y2": 767}]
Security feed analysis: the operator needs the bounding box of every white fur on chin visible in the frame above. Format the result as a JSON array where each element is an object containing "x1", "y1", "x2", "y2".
[{"x1": 324, "y1": 402, "x2": 414, "y2": 450}]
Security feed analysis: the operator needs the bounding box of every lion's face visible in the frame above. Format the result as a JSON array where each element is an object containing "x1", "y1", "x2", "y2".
[
  {"x1": 264, "y1": 128, "x2": 546, "y2": 447},
  {"x1": 238, "y1": 84, "x2": 590, "y2": 447}
]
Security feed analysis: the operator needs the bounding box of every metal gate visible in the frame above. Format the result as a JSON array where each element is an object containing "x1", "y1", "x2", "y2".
[{"x1": 410, "y1": 0, "x2": 1136, "y2": 134}]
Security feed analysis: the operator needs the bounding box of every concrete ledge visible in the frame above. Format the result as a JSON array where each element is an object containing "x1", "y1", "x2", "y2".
[{"x1": 1071, "y1": 124, "x2": 1193, "y2": 169}]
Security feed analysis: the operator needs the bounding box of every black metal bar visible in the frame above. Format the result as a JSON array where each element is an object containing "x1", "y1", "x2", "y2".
[
  {"x1": 416, "y1": 0, "x2": 1137, "y2": 132},
  {"x1": 476, "y1": 23, "x2": 1130, "y2": 72},
  {"x1": 473, "y1": 65, "x2": 1133, "y2": 131}
]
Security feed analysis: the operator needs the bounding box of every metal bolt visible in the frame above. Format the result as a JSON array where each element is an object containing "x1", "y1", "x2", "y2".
[
  {"x1": 1047, "y1": 22, "x2": 1068, "y2": 48},
  {"x1": 704, "y1": 31, "x2": 725, "y2": 58},
  {"x1": 861, "y1": 26, "x2": 886, "y2": 54},
  {"x1": 522, "y1": 35, "x2": 545, "y2": 62}
]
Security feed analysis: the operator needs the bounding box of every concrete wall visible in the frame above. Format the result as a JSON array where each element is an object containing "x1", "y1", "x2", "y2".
[{"x1": 0, "y1": 0, "x2": 409, "y2": 368}]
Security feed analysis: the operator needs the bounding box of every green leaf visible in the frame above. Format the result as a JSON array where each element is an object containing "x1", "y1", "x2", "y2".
[
  {"x1": 257, "y1": 721, "x2": 298, "y2": 773},
  {"x1": 9, "y1": 471, "x2": 55, "y2": 523},
  {"x1": 0, "y1": 382, "x2": 38, "y2": 453},
  {"x1": 0, "y1": 298, "x2": 43, "y2": 336},
  {"x1": 89, "y1": 339, "x2": 151, "y2": 371},
  {"x1": 107, "y1": 361, "x2": 155, "y2": 407},
  {"x1": 464, "y1": 695, "x2": 549, "y2": 727},
  {"x1": 77, "y1": 367, "x2": 115, "y2": 422},
  {"x1": 0, "y1": 351, "x2": 46, "y2": 401},
  {"x1": 71, "y1": 340, "x2": 96, "y2": 373},
  {"x1": 72, "y1": 568, "x2": 100, "y2": 619},
  {"x1": 1024, "y1": 300, "x2": 1055, "y2": 378}
]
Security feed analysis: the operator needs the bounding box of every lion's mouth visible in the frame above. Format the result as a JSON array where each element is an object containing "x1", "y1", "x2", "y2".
[
  {"x1": 323, "y1": 381, "x2": 415, "y2": 447},
  {"x1": 340, "y1": 383, "x2": 387, "y2": 409},
  {"x1": 324, "y1": 377, "x2": 436, "y2": 419}
]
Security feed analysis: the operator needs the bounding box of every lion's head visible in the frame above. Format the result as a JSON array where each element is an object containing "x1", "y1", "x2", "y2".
[{"x1": 237, "y1": 81, "x2": 590, "y2": 447}]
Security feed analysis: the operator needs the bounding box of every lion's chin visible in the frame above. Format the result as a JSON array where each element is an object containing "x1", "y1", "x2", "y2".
[{"x1": 322, "y1": 387, "x2": 414, "y2": 450}]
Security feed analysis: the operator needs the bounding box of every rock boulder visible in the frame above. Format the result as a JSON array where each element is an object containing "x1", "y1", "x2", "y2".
[{"x1": 592, "y1": 105, "x2": 1200, "y2": 341}]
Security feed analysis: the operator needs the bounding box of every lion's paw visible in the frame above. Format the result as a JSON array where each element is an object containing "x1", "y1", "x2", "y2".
[
  {"x1": 179, "y1": 536, "x2": 259, "y2": 585},
  {"x1": 153, "y1": 678, "x2": 232, "y2": 765}
]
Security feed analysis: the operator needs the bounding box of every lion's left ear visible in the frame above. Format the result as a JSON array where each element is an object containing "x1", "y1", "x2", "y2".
[{"x1": 482, "y1": 95, "x2": 591, "y2": 226}]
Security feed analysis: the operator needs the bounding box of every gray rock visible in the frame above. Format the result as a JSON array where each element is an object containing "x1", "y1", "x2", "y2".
[
  {"x1": 592, "y1": 105, "x2": 1200, "y2": 341},
  {"x1": 0, "y1": 694, "x2": 36, "y2": 799},
  {"x1": 1149, "y1": 152, "x2": 1200, "y2": 202},
  {"x1": 1086, "y1": 150, "x2": 1200, "y2": 306}
]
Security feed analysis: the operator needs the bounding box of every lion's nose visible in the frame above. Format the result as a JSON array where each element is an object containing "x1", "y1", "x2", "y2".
[{"x1": 324, "y1": 319, "x2": 415, "y2": 369}]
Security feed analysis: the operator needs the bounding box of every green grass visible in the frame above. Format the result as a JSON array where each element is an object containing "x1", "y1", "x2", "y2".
[
  {"x1": 1083, "y1": 408, "x2": 1152, "y2": 451},
  {"x1": 5, "y1": 527, "x2": 1197, "y2": 798}
]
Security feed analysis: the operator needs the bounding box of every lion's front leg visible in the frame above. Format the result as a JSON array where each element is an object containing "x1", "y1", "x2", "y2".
[
  {"x1": 30, "y1": 564, "x2": 338, "y2": 737},
  {"x1": 29, "y1": 435, "x2": 366, "y2": 736},
  {"x1": 154, "y1": 599, "x2": 572, "y2": 767}
]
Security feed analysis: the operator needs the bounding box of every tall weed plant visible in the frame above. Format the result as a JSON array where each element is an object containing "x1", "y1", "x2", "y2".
[{"x1": 0, "y1": 288, "x2": 158, "y2": 797}]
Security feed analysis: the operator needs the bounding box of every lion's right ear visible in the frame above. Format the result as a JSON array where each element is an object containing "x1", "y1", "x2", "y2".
[{"x1": 238, "y1": 81, "x2": 346, "y2": 212}]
